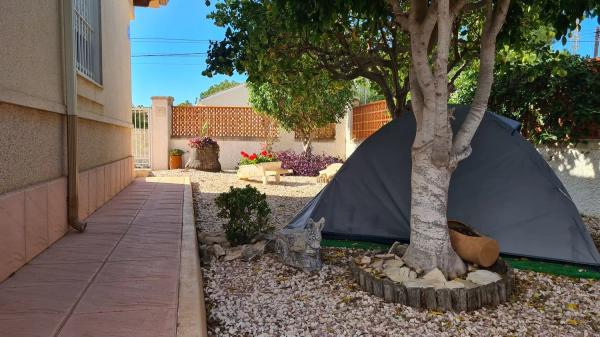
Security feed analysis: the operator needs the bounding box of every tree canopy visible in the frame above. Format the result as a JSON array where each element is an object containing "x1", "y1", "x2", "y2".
[
  {"x1": 248, "y1": 60, "x2": 353, "y2": 153},
  {"x1": 205, "y1": 0, "x2": 599, "y2": 119},
  {"x1": 198, "y1": 80, "x2": 240, "y2": 100}
]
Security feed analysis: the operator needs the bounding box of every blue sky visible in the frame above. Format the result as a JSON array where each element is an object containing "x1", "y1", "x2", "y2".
[
  {"x1": 552, "y1": 17, "x2": 599, "y2": 57},
  {"x1": 130, "y1": 0, "x2": 246, "y2": 106},
  {"x1": 130, "y1": 1, "x2": 598, "y2": 106}
]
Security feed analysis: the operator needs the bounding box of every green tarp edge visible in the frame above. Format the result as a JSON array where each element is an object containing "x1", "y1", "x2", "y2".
[{"x1": 321, "y1": 239, "x2": 600, "y2": 280}]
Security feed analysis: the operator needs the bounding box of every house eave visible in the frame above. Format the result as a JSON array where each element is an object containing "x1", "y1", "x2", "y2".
[{"x1": 133, "y1": 0, "x2": 169, "y2": 8}]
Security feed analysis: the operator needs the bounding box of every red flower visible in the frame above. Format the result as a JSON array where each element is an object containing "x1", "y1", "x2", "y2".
[
  {"x1": 249, "y1": 153, "x2": 257, "y2": 160},
  {"x1": 267, "y1": 154, "x2": 272, "y2": 158},
  {"x1": 260, "y1": 150, "x2": 268, "y2": 156},
  {"x1": 241, "y1": 151, "x2": 249, "y2": 158}
]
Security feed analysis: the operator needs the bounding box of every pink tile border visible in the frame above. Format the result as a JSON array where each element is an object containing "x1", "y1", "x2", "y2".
[
  {"x1": 24, "y1": 184, "x2": 49, "y2": 261},
  {"x1": 95, "y1": 168, "x2": 105, "y2": 210},
  {"x1": 0, "y1": 190, "x2": 26, "y2": 281},
  {"x1": 0, "y1": 157, "x2": 134, "y2": 282},
  {"x1": 78, "y1": 171, "x2": 90, "y2": 220},
  {"x1": 48, "y1": 178, "x2": 68, "y2": 245}
]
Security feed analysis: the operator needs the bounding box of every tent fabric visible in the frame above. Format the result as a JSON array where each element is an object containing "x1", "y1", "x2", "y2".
[{"x1": 287, "y1": 105, "x2": 600, "y2": 266}]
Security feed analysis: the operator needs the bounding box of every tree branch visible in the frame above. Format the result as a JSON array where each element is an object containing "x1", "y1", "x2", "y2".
[
  {"x1": 431, "y1": 0, "x2": 453, "y2": 167},
  {"x1": 451, "y1": 0, "x2": 510, "y2": 158}
]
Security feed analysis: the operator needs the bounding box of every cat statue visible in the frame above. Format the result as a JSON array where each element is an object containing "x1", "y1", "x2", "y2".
[{"x1": 269, "y1": 217, "x2": 325, "y2": 272}]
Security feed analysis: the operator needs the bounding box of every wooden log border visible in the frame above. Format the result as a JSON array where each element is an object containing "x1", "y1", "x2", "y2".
[{"x1": 349, "y1": 258, "x2": 513, "y2": 311}]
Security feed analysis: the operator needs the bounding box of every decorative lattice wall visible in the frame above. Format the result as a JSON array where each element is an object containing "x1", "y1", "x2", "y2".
[
  {"x1": 352, "y1": 100, "x2": 392, "y2": 139},
  {"x1": 171, "y1": 106, "x2": 279, "y2": 138}
]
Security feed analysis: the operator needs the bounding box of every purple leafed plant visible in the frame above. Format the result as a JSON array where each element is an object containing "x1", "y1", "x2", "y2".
[
  {"x1": 276, "y1": 150, "x2": 343, "y2": 176},
  {"x1": 189, "y1": 136, "x2": 218, "y2": 148}
]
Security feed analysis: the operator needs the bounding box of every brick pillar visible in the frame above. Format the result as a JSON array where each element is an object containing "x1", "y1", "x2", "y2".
[{"x1": 150, "y1": 96, "x2": 173, "y2": 170}]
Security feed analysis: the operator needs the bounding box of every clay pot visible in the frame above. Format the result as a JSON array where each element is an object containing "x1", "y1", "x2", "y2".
[
  {"x1": 169, "y1": 155, "x2": 182, "y2": 170},
  {"x1": 449, "y1": 229, "x2": 499, "y2": 267},
  {"x1": 197, "y1": 144, "x2": 221, "y2": 172}
]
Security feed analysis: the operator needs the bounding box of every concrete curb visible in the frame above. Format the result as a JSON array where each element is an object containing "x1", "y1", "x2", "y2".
[{"x1": 177, "y1": 177, "x2": 208, "y2": 337}]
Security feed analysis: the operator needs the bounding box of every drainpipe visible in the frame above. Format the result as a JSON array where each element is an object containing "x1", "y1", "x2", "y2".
[{"x1": 62, "y1": 0, "x2": 87, "y2": 232}]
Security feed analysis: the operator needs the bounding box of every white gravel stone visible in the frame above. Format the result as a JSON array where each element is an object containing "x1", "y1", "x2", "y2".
[{"x1": 152, "y1": 170, "x2": 600, "y2": 337}]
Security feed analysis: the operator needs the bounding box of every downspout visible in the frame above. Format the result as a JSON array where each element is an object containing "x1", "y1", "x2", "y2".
[{"x1": 62, "y1": 0, "x2": 87, "y2": 232}]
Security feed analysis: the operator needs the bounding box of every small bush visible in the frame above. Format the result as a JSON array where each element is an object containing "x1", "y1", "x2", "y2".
[
  {"x1": 169, "y1": 149, "x2": 184, "y2": 156},
  {"x1": 214, "y1": 185, "x2": 273, "y2": 245},
  {"x1": 276, "y1": 150, "x2": 343, "y2": 176}
]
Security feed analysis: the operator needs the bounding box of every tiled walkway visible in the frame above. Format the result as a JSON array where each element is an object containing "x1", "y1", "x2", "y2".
[{"x1": 0, "y1": 177, "x2": 187, "y2": 337}]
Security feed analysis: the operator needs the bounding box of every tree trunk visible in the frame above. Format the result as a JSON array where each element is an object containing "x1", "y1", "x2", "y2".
[
  {"x1": 302, "y1": 136, "x2": 312, "y2": 156},
  {"x1": 402, "y1": 145, "x2": 466, "y2": 279}
]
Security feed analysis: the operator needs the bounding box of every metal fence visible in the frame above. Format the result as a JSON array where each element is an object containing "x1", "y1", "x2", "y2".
[{"x1": 132, "y1": 107, "x2": 151, "y2": 168}]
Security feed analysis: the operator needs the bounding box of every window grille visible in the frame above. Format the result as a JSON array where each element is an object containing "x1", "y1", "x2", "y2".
[{"x1": 74, "y1": 0, "x2": 102, "y2": 83}]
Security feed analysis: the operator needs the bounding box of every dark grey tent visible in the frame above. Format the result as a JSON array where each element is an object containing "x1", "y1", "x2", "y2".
[{"x1": 287, "y1": 105, "x2": 600, "y2": 266}]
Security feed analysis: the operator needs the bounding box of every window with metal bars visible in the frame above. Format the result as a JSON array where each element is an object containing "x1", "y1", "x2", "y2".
[{"x1": 74, "y1": 0, "x2": 102, "y2": 84}]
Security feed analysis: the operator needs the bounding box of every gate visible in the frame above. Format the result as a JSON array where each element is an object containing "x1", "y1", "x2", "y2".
[{"x1": 131, "y1": 106, "x2": 151, "y2": 168}]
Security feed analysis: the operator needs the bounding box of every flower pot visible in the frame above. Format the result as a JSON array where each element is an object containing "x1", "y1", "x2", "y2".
[
  {"x1": 169, "y1": 155, "x2": 183, "y2": 170},
  {"x1": 196, "y1": 144, "x2": 221, "y2": 172}
]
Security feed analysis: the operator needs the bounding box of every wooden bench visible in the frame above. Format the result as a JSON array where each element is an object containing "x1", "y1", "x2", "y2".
[
  {"x1": 261, "y1": 168, "x2": 294, "y2": 185},
  {"x1": 237, "y1": 161, "x2": 293, "y2": 185}
]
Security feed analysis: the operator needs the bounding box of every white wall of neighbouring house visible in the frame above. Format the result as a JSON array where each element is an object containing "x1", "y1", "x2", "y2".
[
  {"x1": 197, "y1": 83, "x2": 250, "y2": 107},
  {"x1": 537, "y1": 142, "x2": 600, "y2": 217}
]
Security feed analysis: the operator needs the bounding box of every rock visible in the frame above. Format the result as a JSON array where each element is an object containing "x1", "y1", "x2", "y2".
[
  {"x1": 384, "y1": 267, "x2": 406, "y2": 282},
  {"x1": 224, "y1": 246, "x2": 244, "y2": 261},
  {"x1": 383, "y1": 259, "x2": 404, "y2": 269},
  {"x1": 198, "y1": 231, "x2": 229, "y2": 245},
  {"x1": 444, "y1": 280, "x2": 466, "y2": 289},
  {"x1": 422, "y1": 268, "x2": 446, "y2": 283},
  {"x1": 370, "y1": 258, "x2": 384, "y2": 270},
  {"x1": 241, "y1": 240, "x2": 267, "y2": 261},
  {"x1": 466, "y1": 270, "x2": 502, "y2": 285},
  {"x1": 199, "y1": 244, "x2": 213, "y2": 264},
  {"x1": 213, "y1": 244, "x2": 226, "y2": 257},
  {"x1": 384, "y1": 266, "x2": 416, "y2": 283},
  {"x1": 453, "y1": 278, "x2": 478, "y2": 289},
  {"x1": 374, "y1": 253, "x2": 395, "y2": 259},
  {"x1": 271, "y1": 217, "x2": 325, "y2": 272},
  {"x1": 359, "y1": 256, "x2": 372, "y2": 265},
  {"x1": 387, "y1": 242, "x2": 407, "y2": 256}
]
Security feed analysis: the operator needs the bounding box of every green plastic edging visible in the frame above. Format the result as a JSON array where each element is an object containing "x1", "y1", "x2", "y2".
[{"x1": 321, "y1": 239, "x2": 600, "y2": 280}]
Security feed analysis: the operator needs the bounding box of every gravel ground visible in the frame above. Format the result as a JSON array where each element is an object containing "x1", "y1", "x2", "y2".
[{"x1": 153, "y1": 170, "x2": 600, "y2": 337}]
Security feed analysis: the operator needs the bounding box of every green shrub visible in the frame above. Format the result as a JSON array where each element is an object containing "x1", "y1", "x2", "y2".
[
  {"x1": 214, "y1": 185, "x2": 273, "y2": 245},
  {"x1": 169, "y1": 149, "x2": 185, "y2": 156}
]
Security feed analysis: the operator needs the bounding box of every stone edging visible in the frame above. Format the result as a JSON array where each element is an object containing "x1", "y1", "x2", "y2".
[
  {"x1": 349, "y1": 259, "x2": 514, "y2": 311},
  {"x1": 177, "y1": 177, "x2": 209, "y2": 337}
]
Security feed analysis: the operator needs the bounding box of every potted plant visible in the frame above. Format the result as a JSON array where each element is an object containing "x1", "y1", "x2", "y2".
[
  {"x1": 185, "y1": 122, "x2": 221, "y2": 172},
  {"x1": 237, "y1": 150, "x2": 286, "y2": 184},
  {"x1": 169, "y1": 149, "x2": 185, "y2": 169}
]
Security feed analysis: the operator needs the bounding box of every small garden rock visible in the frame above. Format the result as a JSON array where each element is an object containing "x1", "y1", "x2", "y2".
[
  {"x1": 383, "y1": 259, "x2": 403, "y2": 269},
  {"x1": 466, "y1": 269, "x2": 502, "y2": 285},
  {"x1": 224, "y1": 247, "x2": 243, "y2": 261},
  {"x1": 213, "y1": 244, "x2": 226, "y2": 257},
  {"x1": 422, "y1": 268, "x2": 446, "y2": 283}
]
